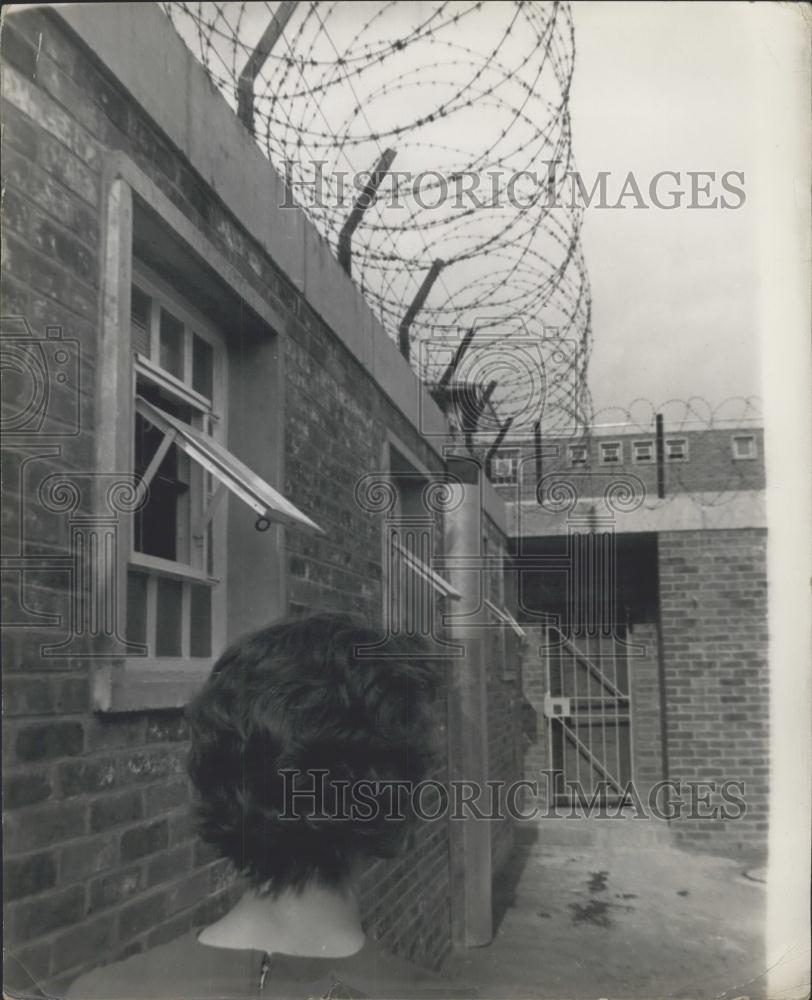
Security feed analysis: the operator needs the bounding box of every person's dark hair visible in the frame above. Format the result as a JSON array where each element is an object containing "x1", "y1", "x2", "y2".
[{"x1": 186, "y1": 613, "x2": 441, "y2": 894}]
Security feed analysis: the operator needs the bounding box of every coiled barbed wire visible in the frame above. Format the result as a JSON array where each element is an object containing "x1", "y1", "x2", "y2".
[{"x1": 162, "y1": 1, "x2": 592, "y2": 434}]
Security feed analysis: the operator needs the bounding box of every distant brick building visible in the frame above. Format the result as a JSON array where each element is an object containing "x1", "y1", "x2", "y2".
[
  {"x1": 489, "y1": 421, "x2": 768, "y2": 857},
  {"x1": 1, "y1": 6, "x2": 523, "y2": 990}
]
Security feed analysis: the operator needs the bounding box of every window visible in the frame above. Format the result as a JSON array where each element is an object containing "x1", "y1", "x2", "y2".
[
  {"x1": 632, "y1": 440, "x2": 654, "y2": 464},
  {"x1": 731, "y1": 434, "x2": 757, "y2": 460},
  {"x1": 96, "y1": 170, "x2": 320, "y2": 712},
  {"x1": 568, "y1": 444, "x2": 588, "y2": 467},
  {"x1": 385, "y1": 445, "x2": 460, "y2": 641},
  {"x1": 126, "y1": 266, "x2": 320, "y2": 667},
  {"x1": 491, "y1": 449, "x2": 519, "y2": 485},
  {"x1": 665, "y1": 438, "x2": 689, "y2": 462},
  {"x1": 599, "y1": 441, "x2": 622, "y2": 465},
  {"x1": 127, "y1": 267, "x2": 227, "y2": 664}
]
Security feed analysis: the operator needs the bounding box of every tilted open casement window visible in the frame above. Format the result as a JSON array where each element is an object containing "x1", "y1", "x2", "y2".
[
  {"x1": 135, "y1": 396, "x2": 322, "y2": 534},
  {"x1": 125, "y1": 266, "x2": 320, "y2": 681}
]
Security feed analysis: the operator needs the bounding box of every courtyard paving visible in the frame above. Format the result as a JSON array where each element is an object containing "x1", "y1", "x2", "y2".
[{"x1": 441, "y1": 823, "x2": 767, "y2": 999}]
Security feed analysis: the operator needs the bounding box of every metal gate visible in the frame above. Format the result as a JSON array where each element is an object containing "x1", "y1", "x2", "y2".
[{"x1": 543, "y1": 625, "x2": 633, "y2": 801}]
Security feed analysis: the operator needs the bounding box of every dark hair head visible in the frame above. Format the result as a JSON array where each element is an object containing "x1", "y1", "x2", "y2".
[{"x1": 186, "y1": 613, "x2": 441, "y2": 894}]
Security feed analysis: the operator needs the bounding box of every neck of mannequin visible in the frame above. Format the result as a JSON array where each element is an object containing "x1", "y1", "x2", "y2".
[{"x1": 198, "y1": 878, "x2": 366, "y2": 958}]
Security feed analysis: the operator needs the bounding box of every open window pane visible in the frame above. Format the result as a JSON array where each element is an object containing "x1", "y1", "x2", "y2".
[
  {"x1": 192, "y1": 334, "x2": 214, "y2": 400},
  {"x1": 189, "y1": 584, "x2": 212, "y2": 657},
  {"x1": 135, "y1": 396, "x2": 322, "y2": 533},
  {"x1": 134, "y1": 386, "x2": 193, "y2": 562},
  {"x1": 159, "y1": 307, "x2": 184, "y2": 379},
  {"x1": 155, "y1": 577, "x2": 183, "y2": 656},
  {"x1": 126, "y1": 570, "x2": 148, "y2": 645}
]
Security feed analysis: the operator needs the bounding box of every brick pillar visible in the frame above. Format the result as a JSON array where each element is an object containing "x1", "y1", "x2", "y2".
[{"x1": 628, "y1": 621, "x2": 664, "y2": 801}]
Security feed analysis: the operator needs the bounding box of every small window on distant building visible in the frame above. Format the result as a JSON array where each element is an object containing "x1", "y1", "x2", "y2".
[
  {"x1": 568, "y1": 444, "x2": 588, "y2": 467},
  {"x1": 599, "y1": 441, "x2": 622, "y2": 465},
  {"x1": 665, "y1": 438, "x2": 688, "y2": 462},
  {"x1": 632, "y1": 440, "x2": 654, "y2": 464},
  {"x1": 491, "y1": 449, "x2": 519, "y2": 485},
  {"x1": 731, "y1": 434, "x2": 757, "y2": 460}
]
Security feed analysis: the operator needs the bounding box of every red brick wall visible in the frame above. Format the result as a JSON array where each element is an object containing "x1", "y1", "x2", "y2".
[
  {"x1": 1, "y1": 9, "x2": 516, "y2": 988},
  {"x1": 658, "y1": 528, "x2": 769, "y2": 856}
]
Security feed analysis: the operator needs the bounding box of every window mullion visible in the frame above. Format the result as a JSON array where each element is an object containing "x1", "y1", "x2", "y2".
[
  {"x1": 180, "y1": 582, "x2": 191, "y2": 658},
  {"x1": 149, "y1": 294, "x2": 160, "y2": 361},
  {"x1": 146, "y1": 573, "x2": 158, "y2": 658}
]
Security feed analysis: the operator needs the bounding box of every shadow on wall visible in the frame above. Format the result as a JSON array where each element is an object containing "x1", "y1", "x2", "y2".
[{"x1": 491, "y1": 823, "x2": 540, "y2": 935}]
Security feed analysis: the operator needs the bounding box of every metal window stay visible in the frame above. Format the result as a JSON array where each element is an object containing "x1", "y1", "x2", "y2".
[
  {"x1": 391, "y1": 538, "x2": 461, "y2": 600},
  {"x1": 135, "y1": 395, "x2": 323, "y2": 535},
  {"x1": 483, "y1": 598, "x2": 526, "y2": 638}
]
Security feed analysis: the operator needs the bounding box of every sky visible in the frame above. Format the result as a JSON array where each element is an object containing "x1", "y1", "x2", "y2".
[
  {"x1": 569, "y1": 2, "x2": 763, "y2": 418},
  {"x1": 148, "y1": 1, "x2": 770, "y2": 425}
]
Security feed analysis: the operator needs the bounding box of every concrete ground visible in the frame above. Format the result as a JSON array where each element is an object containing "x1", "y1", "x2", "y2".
[{"x1": 441, "y1": 822, "x2": 767, "y2": 999}]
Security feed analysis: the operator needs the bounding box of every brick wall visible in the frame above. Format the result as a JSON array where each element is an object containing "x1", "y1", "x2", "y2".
[
  {"x1": 491, "y1": 427, "x2": 765, "y2": 502},
  {"x1": 658, "y1": 528, "x2": 769, "y2": 856},
  {"x1": 1, "y1": 9, "x2": 515, "y2": 989},
  {"x1": 628, "y1": 622, "x2": 664, "y2": 800},
  {"x1": 518, "y1": 628, "x2": 549, "y2": 804},
  {"x1": 481, "y1": 514, "x2": 522, "y2": 873}
]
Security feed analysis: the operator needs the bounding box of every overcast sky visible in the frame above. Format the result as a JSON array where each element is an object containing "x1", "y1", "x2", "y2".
[
  {"x1": 137, "y1": 1, "x2": 772, "y2": 424},
  {"x1": 569, "y1": 1, "x2": 763, "y2": 418}
]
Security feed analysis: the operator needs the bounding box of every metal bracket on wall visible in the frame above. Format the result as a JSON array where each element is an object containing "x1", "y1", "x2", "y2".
[
  {"x1": 338, "y1": 148, "x2": 397, "y2": 276},
  {"x1": 237, "y1": 0, "x2": 299, "y2": 130}
]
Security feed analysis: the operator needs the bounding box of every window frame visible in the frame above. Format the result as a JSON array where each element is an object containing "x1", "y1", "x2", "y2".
[
  {"x1": 491, "y1": 448, "x2": 519, "y2": 485},
  {"x1": 382, "y1": 436, "x2": 459, "y2": 642},
  {"x1": 598, "y1": 440, "x2": 623, "y2": 466},
  {"x1": 126, "y1": 261, "x2": 229, "y2": 673},
  {"x1": 568, "y1": 443, "x2": 589, "y2": 467},
  {"x1": 631, "y1": 439, "x2": 655, "y2": 465},
  {"x1": 731, "y1": 434, "x2": 757, "y2": 461},
  {"x1": 665, "y1": 437, "x2": 689, "y2": 463},
  {"x1": 95, "y1": 156, "x2": 294, "y2": 711}
]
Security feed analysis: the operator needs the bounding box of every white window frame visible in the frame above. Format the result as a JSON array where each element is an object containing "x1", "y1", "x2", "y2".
[
  {"x1": 599, "y1": 440, "x2": 623, "y2": 466},
  {"x1": 568, "y1": 443, "x2": 589, "y2": 467},
  {"x1": 665, "y1": 437, "x2": 689, "y2": 463},
  {"x1": 491, "y1": 448, "x2": 519, "y2": 485},
  {"x1": 731, "y1": 434, "x2": 757, "y2": 461},
  {"x1": 127, "y1": 263, "x2": 228, "y2": 672},
  {"x1": 632, "y1": 440, "x2": 655, "y2": 465}
]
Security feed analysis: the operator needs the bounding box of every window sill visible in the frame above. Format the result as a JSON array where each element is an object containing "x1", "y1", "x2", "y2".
[{"x1": 93, "y1": 658, "x2": 214, "y2": 713}]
